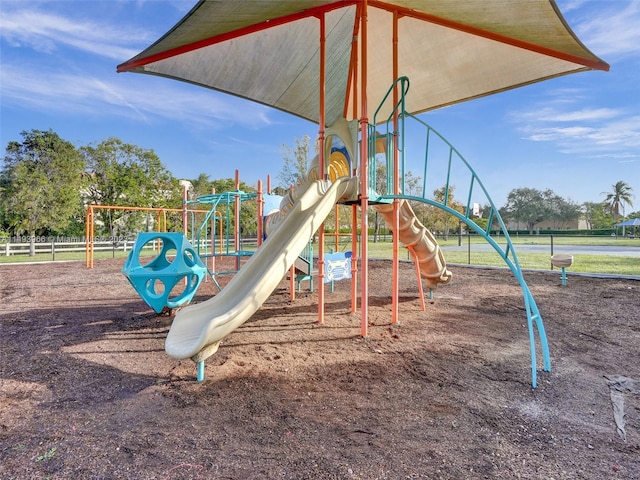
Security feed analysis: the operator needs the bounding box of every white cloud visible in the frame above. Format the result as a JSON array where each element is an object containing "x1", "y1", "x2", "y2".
[
  {"x1": 524, "y1": 126, "x2": 594, "y2": 142},
  {"x1": 0, "y1": 62, "x2": 275, "y2": 129},
  {"x1": 511, "y1": 93, "x2": 640, "y2": 157},
  {"x1": 562, "y1": 0, "x2": 640, "y2": 59},
  {"x1": 0, "y1": 5, "x2": 150, "y2": 60},
  {"x1": 513, "y1": 106, "x2": 620, "y2": 123},
  {"x1": 0, "y1": 1, "x2": 278, "y2": 129}
]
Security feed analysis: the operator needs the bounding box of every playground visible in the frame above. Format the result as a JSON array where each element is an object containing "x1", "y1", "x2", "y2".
[
  {"x1": 3, "y1": 1, "x2": 636, "y2": 478},
  {"x1": 1, "y1": 257, "x2": 639, "y2": 479}
]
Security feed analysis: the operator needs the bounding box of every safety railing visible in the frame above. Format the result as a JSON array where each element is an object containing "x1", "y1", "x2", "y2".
[{"x1": 369, "y1": 76, "x2": 550, "y2": 387}]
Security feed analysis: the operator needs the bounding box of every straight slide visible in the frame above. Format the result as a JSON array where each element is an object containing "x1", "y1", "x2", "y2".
[
  {"x1": 375, "y1": 200, "x2": 452, "y2": 289},
  {"x1": 165, "y1": 177, "x2": 352, "y2": 361}
]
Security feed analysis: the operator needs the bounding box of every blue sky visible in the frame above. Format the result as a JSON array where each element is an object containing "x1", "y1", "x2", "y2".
[{"x1": 1, "y1": 0, "x2": 639, "y2": 209}]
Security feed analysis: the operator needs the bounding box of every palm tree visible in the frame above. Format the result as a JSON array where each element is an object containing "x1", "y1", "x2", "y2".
[{"x1": 602, "y1": 181, "x2": 635, "y2": 224}]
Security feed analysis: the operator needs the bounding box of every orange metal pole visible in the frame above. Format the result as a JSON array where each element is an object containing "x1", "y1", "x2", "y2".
[
  {"x1": 317, "y1": 12, "x2": 327, "y2": 324},
  {"x1": 209, "y1": 216, "x2": 216, "y2": 277},
  {"x1": 334, "y1": 204, "x2": 339, "y2": 251},
  {"x1": 210, "y1": 188, "x2": 220, "y2": 264},
  {"x1": 85, "y1": 206, "x2": 88, "y2": 267},
  {"x1": 351, "y1": 203, "x2": 358, "y2": 312},
  {"x1": 407, "y1": 247, "x2": 426, "y2": 311},
  {"x1": 89, "y1": 207, "x2": 95, "y2": 268},
  {"x1": 182, "y1": 183, "x2": 188, "y2": 237},
  {"x1": 234, "y1": 170, "x2": 240, "y2": 271},
  {"x1": 209, "y1": 190, "x2": 215, "y2": 273},
  {"x1": 218, "y1": 215, "x2": 223, "y2": 255},
  {"x1": 257, "y1": 180, "x2": 264, "y2": 247},
  {"x1": 359, "y1": 0, "x2": 369, "y2": 337},
  {"x1": 391, "y1": 10, "x2": 400, "y2": 324},
  {"x1": 345, "y1": 2, "x2": 362, "y2": 120},
  {"x1": 85, "y1": 206, "x2": 91, "y2": 268},
  {"x1": 350, "y1": 6, "x2": 361, "y2": 313}
]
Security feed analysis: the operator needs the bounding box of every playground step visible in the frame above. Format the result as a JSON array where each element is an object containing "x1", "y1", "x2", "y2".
[{"x1": 294, "y1": 255, "x2": 311, "y2": 275}]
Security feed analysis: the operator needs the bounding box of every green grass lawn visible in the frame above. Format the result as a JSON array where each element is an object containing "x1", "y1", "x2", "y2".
[
  {"x1": 324, "y1": 236, "x2": 640, "y2": 276},
  {"x1": 2, "y1": 236, "x2": 639, "y2": 276},
  {"x1": 443, "y1": 250, "x2": 640, "y2": 276}
]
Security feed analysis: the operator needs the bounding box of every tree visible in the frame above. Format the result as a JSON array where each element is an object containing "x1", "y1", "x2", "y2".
[
  {"x1": 188, "y1": 173, "x2": 215, "y2": 200},
  {"x1": 474, "y1": 204, "x2": 499, "y2": 233},
  {"x1": 501, "y1": 188, "x2": 546, "y2": 233},
  {"x1": 602, "y1": 181, "x2": 634, "y2": 225},
  {"x1": 424, "y1": 185, "x2": 464, "y2": 239},
  {"x1": 81, "y1": 138, "x2": 176, "y2": 236},
  {"x1": 542, "y1": 189, "x2": 581, "y2": 229},
  {"x1": 277, "y1": 135, "x2": 312, "y2": 188},
  {"x1": 403, "y1": 170, "x2": 427, "y2": 224},
  {"x1": 582, "y1": 202, "x2": 612, "y2": 230},
  {"x1": 209, "y1": 178, "x2": 258, "y2": 237},
  {"x1": 1, "y1": 129, "x2": 85, "y2": 255},
  {"x1": 501, "y1": 187, "x2": 584, "y2": 232}
]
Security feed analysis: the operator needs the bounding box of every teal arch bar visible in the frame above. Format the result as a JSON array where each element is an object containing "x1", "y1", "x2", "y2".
[{"x1": 371, "y1": 77, "x2": 550, "y2": 388}]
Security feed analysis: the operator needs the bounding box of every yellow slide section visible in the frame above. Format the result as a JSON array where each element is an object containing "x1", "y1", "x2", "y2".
[
  {"x1": 375, "y1": 200, "x2": 452, "y2": 290},
  {"x1": 165, "y1": 177, "x2": 353, "y2": 361}
]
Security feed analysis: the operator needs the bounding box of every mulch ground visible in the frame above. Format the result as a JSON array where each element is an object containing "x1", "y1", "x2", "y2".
[{"x1": 1, "y1": 257, "x2": 639, "y2": 479}]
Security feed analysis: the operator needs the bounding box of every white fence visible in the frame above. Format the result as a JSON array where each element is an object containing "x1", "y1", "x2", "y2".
[
  {"x1": 0, "y1": 236, "x2": 260, "y2": 261},
  {"x1": 0, "y1": 237, "x2": 135, "y2": 260}
]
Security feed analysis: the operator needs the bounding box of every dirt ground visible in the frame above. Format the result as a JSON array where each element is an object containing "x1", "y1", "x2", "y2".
[{"x1": 1, "y1": 257, "x2": 639, "y2": 479}]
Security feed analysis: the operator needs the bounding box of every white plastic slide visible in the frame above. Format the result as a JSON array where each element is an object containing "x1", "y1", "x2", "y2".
[
  {"x1": 165, "y1": 177, "x2": 353, "y2": 361},
  {"x1": 375, "y1": 200, "x2": 452, "y2": 289}
]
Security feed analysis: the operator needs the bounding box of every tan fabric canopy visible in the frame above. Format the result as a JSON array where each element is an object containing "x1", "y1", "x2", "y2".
[{"x1": 117, "y1": 0, "x2": 608, "y2": 126}]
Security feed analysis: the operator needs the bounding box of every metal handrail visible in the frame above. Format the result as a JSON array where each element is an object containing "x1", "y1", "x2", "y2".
[{"x1": 371, "y1": 77, "x2": 550, "y2": 387}]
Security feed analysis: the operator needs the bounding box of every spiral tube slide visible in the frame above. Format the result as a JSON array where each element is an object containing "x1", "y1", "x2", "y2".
[{"x1": 374, "y1": 200, "x2": 452, "y2": 290}]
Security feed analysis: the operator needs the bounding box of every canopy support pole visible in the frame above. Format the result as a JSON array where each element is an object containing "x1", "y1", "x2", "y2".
[
  {"x1": 317, "y1": 12, "x2": 327, "y2": 324},
  {"x1": 391, "y1": 9, "x2": 400, "y2": 324},
  {"x1": 349, "y1": 4, "x2": 361, "y2": 315},
  {"x1": 359, "y1": 0, "x2": 369, "y2": 337}
]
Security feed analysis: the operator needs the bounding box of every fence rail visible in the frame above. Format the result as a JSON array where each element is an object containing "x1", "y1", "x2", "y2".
[
  {"x1": 1, "y1": 240, "x2": 135, "y2": 259},
  {"x1": 0, "y1": 237, "x2": 260, "y2": 261},
  {"x1": 1, "y1": 235, "x2": 637, "y2": 276}
]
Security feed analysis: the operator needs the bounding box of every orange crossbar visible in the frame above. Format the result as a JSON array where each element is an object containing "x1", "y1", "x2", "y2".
[
  {"x1": 117, "y1": 2, "x2": 358, "y2": 73},
  {"x1": 84, "y1": 204, "x2": 208, "y2": 268}
]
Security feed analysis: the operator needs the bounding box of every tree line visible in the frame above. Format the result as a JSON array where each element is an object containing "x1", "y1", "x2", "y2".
[
  {"x1": 500, "y1": 181, "x2": 636, "y2": 234},
  {"x1": 278, "y1": 136, "x2": 637, "y2": 237},
  {"x1": 1, "y1": 130, "x2": 637, "y2": 256},
  {"x1": 0, "y1": 129, "x2": 257, "y2": 255}
]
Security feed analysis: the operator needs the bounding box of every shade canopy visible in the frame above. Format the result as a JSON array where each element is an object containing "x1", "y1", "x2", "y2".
[
  {"x1": 117, "y1": 0, "x2": 608, "y2": 127},
  {"x1": 615, "y1": 218, "x2": 640, "y2": 227}
]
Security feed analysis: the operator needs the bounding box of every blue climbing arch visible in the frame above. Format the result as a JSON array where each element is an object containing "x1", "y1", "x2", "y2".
[{"x1": 371, "y1": 77, "x2": 550, "y2": 388}]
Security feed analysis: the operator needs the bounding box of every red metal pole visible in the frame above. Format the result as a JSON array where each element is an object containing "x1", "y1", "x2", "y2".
[
  {"x1": 350, "y1": 6, "x2": 361, "y2": 313},
  {"x1": 351, "y1": 203, "x2": 358, "y2": 312},
  {"x1": 334, "y1": 205, "x2": 339, "y2": 251},
  {"x1": 85, "y1": 206, "x2": 92, "y2": 268},
  {"x1": 235, "y1": 169, "x2": 240, "y2": 271},
  {"x1": 391, "y1": 10, "x2": 400, "y2": 324},
  {"x1": 210, "y1": 187, "x2": 216, "y2": 272},
  {"x1": 182, "y1": 183, "x2": 188, "y2": 237},
  {"x1": 359, "y1": 0, "x2": 369, "y2": 337},
  {"x1": 317, "y1": 12, "x2": 327, "y2": 324},
  {"x1": 408, "y1": 247, "x2": 426, "y2": 311},
  {"x1": 257, "y1": 180, "x2": 263, "y2": 247}
]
